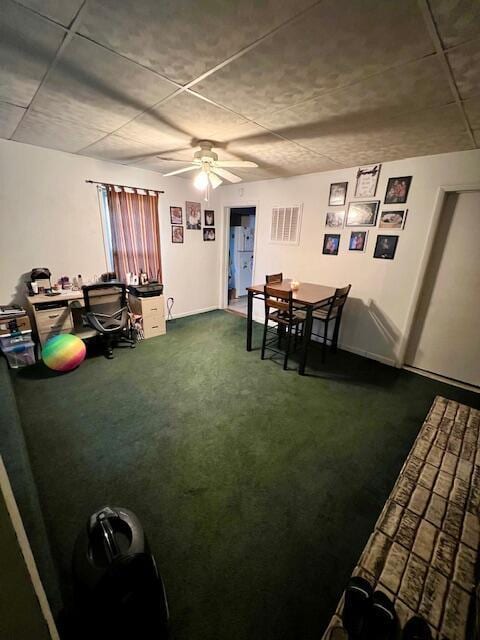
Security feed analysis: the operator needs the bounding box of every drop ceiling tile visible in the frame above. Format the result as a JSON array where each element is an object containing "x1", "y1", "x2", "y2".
[
  {"x1": 226, "y1": 128, "x2": 342, "y2": 176},
  {"x1": 195, "y1": 0, "x2": 434, "y2": 119},
  {"x1": 13, "y1": 109, "x2": 106, "y2": 152},
  {"x1": 258, "y1": 56, "x2": 452, "y2": 134},
  {"x1": 79, "y1": 134, "x2": 165, "y2": 164},
  {"x1": 463, "y1": 96, "x2": 480, "y2": 130},
  {"x1": 0, "y1": 101, "x2": 26, "y2": 138},
  {"x1": 32, "y1": 35, "x2": 177, "y2": 133},
  {"x1": 0, "y1": 0, "x2": 65, "y2": 107},
  {"x1": 79, "y1": 0, "x2": 313, "y2": 85},
  {"x1": 16, "y1": 0, "x2": 83, "y2": 27},
  {"x1": 429, "y1": 0, "x2": 480, "y2": 48},
  {"x1": 447, "y1": 38, "x2": 480, "y2": 99},
  {"x1": 133, "y1": 157, "x2": 194, "y2": 175},
  {"x1": 286, "y1": 104, "x2": 472, "y2": 166},
  {"x1": 118, "y1": 92, "x2": 250, "y2": 148}
]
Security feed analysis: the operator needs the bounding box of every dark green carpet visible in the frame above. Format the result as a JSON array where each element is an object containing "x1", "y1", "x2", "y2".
[{"x1": 11, "y1": 310, "x2": 480, "y2": 639}]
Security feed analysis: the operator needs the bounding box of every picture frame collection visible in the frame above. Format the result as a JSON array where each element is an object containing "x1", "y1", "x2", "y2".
[
  {"x1": 170, "y1": 203, "x2": 215, "y2": 243},
  {"x1": 324, "y1": 166, "x2": 411, "y2": 260}
]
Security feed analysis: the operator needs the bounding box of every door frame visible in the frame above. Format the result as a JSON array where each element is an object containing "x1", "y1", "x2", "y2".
[
  {"x1": 220, "y1": 201, "x2": 259, "y2": 310},
  {"x1": 399, "y1": 182, "x2": 480, "y2": 368}
]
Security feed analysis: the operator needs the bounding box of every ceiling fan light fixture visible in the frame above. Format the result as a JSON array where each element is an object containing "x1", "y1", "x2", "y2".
[{"x1": 194, "y1": 170, "x2": 209, "y2": 190}]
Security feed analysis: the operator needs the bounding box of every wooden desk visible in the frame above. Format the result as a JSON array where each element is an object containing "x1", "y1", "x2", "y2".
[
  {"x1": 26, "y1": 290, "x2": 166, "y2": 347},
  {"x1": 246, "y1": 279, "x2": 336, "y2": 375}
]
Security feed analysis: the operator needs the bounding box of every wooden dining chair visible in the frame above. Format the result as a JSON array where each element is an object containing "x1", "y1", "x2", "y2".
[
  {"x1": 309, "y1": 284, "x2": 351, "y2": 362},
  {"x1": 261, "y1": 285, "x2": 305, "y2": 370},
  {"x1": 266, "y1": 272, "x2": 283, "y2": 284}
]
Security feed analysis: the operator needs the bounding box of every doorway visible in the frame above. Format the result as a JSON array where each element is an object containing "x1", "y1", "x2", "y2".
[
  {"x1": 405, "y1": 191, "x2": 480, "y2": 387},
  {"x1": 227, "y1": 207, "x2": 256, "y2": 316}
]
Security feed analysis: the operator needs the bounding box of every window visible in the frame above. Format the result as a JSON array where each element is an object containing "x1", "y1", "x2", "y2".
[
  {"x1": 270, "y1": 205, "x2": 302, "y2": 245},
  {"x1": 98, "y1": 187, "x2": 114, "y2": 272},
  {"x1": 98, "y1": 186, "x2": 162, "y2": 282}
]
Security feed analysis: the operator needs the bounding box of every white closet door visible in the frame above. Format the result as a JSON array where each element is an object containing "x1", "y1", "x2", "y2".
[{"x1": 406, "y1": 191, "x2": 480, "y2": 387}]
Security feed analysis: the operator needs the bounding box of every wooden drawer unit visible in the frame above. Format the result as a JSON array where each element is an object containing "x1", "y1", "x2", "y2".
[
  {"x1": 129, "y1": 294, "x2": 166, "y2": 339},
  {"x1": 35, "y1": 306, "x2": 73, "y2": 334},
  {"x1": 39, "y1": 327, "x2": 71, "y2": 347}
]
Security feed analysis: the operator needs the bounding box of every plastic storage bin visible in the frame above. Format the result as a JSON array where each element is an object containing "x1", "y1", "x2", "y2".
[
  {"x1": 2, "y1": 340, "x2": 35, "y2": 368},
  {"x1": 0, "y1": 330, "x2": 32, "y2": 350}
]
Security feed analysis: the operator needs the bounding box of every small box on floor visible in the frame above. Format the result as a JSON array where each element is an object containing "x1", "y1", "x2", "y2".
[{"x1": 0, "y1": 312, "x2": 31, "y2": 336}]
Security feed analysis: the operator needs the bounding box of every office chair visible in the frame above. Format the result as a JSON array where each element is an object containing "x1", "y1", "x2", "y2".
[{"x1": 82, "y1": 283, "x2": 135, "y2": 359}]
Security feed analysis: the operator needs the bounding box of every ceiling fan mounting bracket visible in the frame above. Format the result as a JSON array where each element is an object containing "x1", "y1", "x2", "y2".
[{"x1": 194, "y1": 140, "x2": 218, "y2": 163}]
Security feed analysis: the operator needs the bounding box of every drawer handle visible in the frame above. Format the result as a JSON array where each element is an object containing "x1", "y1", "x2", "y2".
[
  {"x1": 151, "y1": 325, "x2": 159, "y2": 329},
  {"x1": 48, "y1": 314, "x2": 61, "y2": 319},
  {"x1": 150, "y1": 308, "x2": 157, "y2": 311}
]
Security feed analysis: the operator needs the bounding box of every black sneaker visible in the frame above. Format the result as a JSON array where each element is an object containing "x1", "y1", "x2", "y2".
[
  {"x1": 366, "y1": 591, "x2": 397, "y2": 639},
  {"x1": 402, "y1": 617, "x2": 432, "y2": 639},
  {"x1": 342, "y1": 576, "x2": 373, "y2": 638}
]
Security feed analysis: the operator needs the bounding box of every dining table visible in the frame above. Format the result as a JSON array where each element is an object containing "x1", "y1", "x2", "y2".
[{"x1": 246, "y1": 279, "x2": 337, "y2": 375}]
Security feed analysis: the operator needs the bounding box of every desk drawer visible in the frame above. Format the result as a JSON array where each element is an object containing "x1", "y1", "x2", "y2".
[
  {"x1": 143, "y1": 317, "x2": 166, "y2": 339},
  {"x1": 36, "y1": 307, "x2": 72, "y2": 333},
  {"x1": 141, "y1": 298, "x2": 164, "y2": 317},
  {"x1": 39, "y1": 328, "x2": 71, "y2": 347},
  {"x1": 129, "y1": 295, "x2": 164, "y2": 319}
]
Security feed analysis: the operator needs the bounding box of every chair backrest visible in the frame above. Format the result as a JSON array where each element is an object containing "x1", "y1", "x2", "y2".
[
  {"x1": 82, "y1": 283, "x2": 127, "y2": 314},
  {"x1": 330, "y1": 284, "x2": 351, "y2": 316},
  {"x1": 264, "y1": 285, "x2": 294, "y2": 317},
  {"x1": 266, "y1": 273, "x2": 283, "y2": 284}
]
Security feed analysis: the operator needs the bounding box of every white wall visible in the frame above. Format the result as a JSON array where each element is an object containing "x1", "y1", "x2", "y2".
[
  {"x1": 0, "y1": 139, "x2": 222, "y2": 318},
  {"x1": 218, "y1": 149, "x2": 480, "y2": 366}
]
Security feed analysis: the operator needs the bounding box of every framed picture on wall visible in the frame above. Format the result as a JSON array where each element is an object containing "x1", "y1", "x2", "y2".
[
  {"x1": 204, "y1": 210, "x2": 215, "y2": 226},
  {"x1": 374, "y1": 235, "x2": 399, "y2": 259},
  {"x1": 171, "y1": 226, "x2": 184, "y2": 243},
  {"x1": 328, "y1": 182, "x2": 348, "y2": 206},
  {"x1": 349, "y1": 230, "x2": 368, "y2": 252},
  {"x1": 384, "y1": 176, "x2": 412, "y2": 204},
  {"x1": 170, "y1": 206, "x2": 183, "y2": 225},
  {"x1": 346, "y1": 201, "x2": 379, "y2": 226},
  {"x1": 322, "y1": 233, "x2": 340, "y2": 255},
  {"x1": 379, "y1": 209, "x2": 407, "y2": 229},
  {"x1": 354, "y1": 164, "x2": 381, "y2": 198},
  {"x1": 203, "y1": 228, "x2": 215, "y2": 241},
  {"x1": 325, "y1": 211, "x2": 345, "y2": 228},
  {"x1": 185, "y1": 201, "x2": 201, "y2": 229}
]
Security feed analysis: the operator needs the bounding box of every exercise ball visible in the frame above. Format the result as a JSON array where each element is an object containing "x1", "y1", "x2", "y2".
[{"x1": 43, "y1": 334, "x2": 86, "y2": 372}]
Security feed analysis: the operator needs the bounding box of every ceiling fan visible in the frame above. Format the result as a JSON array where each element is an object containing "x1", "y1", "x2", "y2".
[{"x1": 160, "y1": 140, "x2": 258, "y2": 191}]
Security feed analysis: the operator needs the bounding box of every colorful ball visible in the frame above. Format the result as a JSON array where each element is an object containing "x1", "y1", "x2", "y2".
[{"x1": 43, "y1": 334, "x2": 86, "y2": 372}]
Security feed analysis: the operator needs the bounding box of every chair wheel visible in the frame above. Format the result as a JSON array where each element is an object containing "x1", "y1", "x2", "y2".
[{"x1": 130, "y1": 343, "x2": 136, "y2": 348}]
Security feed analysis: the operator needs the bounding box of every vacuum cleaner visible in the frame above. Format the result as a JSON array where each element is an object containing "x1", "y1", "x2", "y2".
[{"x1": 71, "y1": 506, "x2": 169, "y2": 639}]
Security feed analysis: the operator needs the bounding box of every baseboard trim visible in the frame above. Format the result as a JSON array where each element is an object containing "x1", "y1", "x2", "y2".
[
  {"x1": 0, "y1": 456, "x2": 59, "y2": 639},
  {"x1": 403, "y1": 365, "x2": 480, "y2": 393},
  {"x1": 338, "y1": 343, "x2": 398, "y2": 368},
  {"x1": 170, "y1": 306, "x2": 218, "y2": 320}
]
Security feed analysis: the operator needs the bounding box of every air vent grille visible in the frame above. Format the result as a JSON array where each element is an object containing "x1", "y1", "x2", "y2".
[{"x1": 270, "y1": 205, "x2": 302, "y2": 244}]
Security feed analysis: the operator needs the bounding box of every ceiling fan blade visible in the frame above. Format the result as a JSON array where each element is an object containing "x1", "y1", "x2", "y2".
[
  {"x1": 214, "y1": 160, "x2": 258, "y2": 168},
  {"x1": 212, "y1": 167, "x2": 242, "y2": 183},
  {"x1": 157, "y1": 156, "x2": 201, "y2": 163},
  {"x1": 208, "y1": 172, "x2": 223, "y2": 189},
  {"x1": 163, "y1": 165, "x2": 197, "y2": 177}
]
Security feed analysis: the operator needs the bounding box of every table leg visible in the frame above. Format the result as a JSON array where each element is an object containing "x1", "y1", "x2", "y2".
[
  {"x1": 299, "y1": 305, "x2": 313, "y2": 375},
  {"x1": 246, "y1": 290, "x2": 253, "y2": 351}
]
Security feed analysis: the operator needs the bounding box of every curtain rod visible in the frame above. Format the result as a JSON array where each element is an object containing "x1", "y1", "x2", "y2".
[{"x1": 86, "y1": 179, "x2": 164, "y2": 194}]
